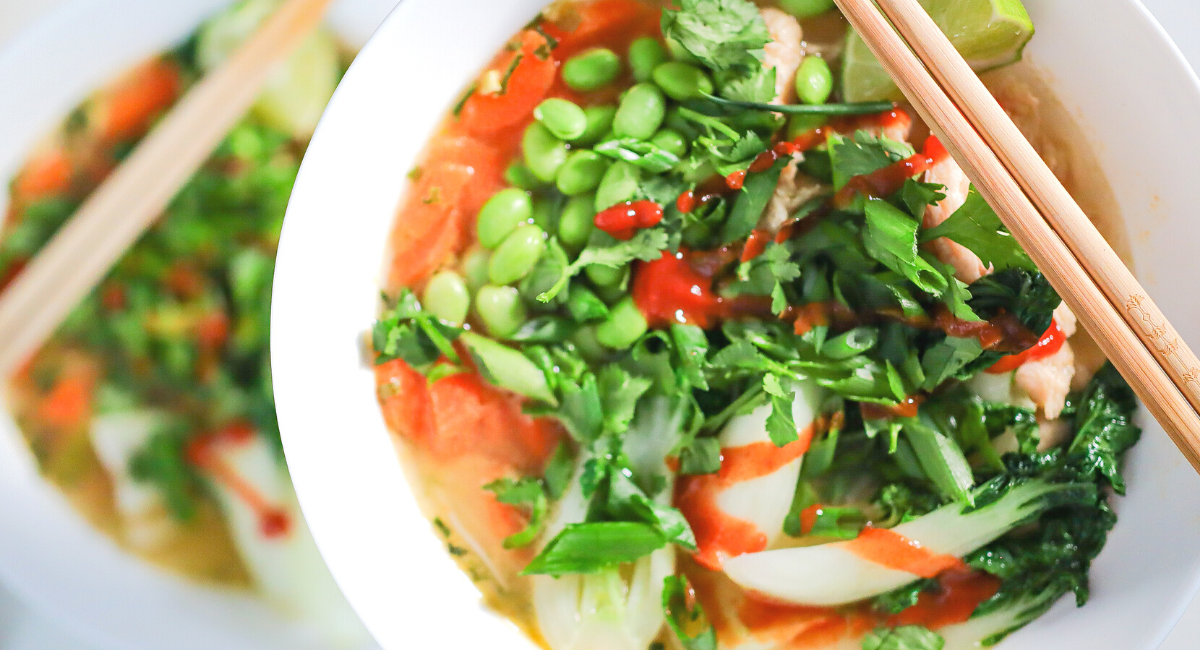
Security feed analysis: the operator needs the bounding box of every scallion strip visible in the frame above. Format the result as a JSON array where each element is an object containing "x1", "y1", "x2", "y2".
[{"x1": 704, "y1": 94, "x2": 895, "y2": 116}]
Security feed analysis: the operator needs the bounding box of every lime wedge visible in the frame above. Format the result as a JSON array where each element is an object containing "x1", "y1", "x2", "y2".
[
  {"x1": 841, "y1": 0, "x2": 1034, "y2": 102},
  {"x1": 196, "y1": 0, "x2": 340, "y2": 139}
]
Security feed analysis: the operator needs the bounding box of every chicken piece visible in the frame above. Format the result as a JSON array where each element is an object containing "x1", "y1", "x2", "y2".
[
  {"x1": 923, "y1": 154, "x2": 990, "y2": 283},
  {"x1": 761, "y1": 8, "x2": 803, "y2": 105},
  {"x1": 1014, "y1": 303, "x2": 1078, "y2": 419},
  {"x1": 760, "y1": 160, "x2": 826, "y2": 234}
]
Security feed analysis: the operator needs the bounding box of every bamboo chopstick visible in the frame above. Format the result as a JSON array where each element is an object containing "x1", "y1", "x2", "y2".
[
  {"x1": 0, "y1": 0, "x2": 334, "y2": 378},
  {"x1": 875, "y1": 0, "x2": 1200, "y2": 421},
  {"x1": 831, "y1": 0, "x2": 1200, "y2": 471}
]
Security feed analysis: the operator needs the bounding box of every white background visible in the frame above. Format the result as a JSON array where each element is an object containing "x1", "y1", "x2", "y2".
[{"x1": 0, "y1": 1, "x2": 1197, "y2": 648}]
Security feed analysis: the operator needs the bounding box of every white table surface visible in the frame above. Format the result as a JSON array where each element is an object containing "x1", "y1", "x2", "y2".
[{"x1": 0, "y1": 0, "x2": 1197, "y2": 648}]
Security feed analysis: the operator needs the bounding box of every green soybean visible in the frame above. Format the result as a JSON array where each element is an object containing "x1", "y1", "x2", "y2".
[
  {"x1": 504, "y1": 162, "x2": 542, "y2": 190},
  {"x1": 422, "y1": 270, "x2": 470, "y2": 325},
  {"x1": 594, "y1": 160, "x2": 641, "y2": 211},
  {"x1": 652, "y1": 62, "x2": 713, "y2": 101},
  {"x1": 650, "y1": 129, "x2": 689, "y2": 158},
  {"x1": 779, "y1": 0, "x2": 836, "y2": 19},
  {"x1": 586, "y1": 263, "x2": 627, "y2": 288},
  {"x1": 572, "y1": 105, "x2": 618, "y2": 146},
  {"x1": 567, "y1": 284, "x2": 610, "y2": 322},
  {"x1": 613, "y1": 83, "x2": 666, "y2": 140},
  {"x1": 477, "y1": 188, "x2": 532, "y2": 249},
  {"x1": 596, "y1": 297, "x2": 647, "y2": 349},
  {"x1": 534, "y1": 98, "x2": 588, "y2": 140},
  {"x1": 556, "y1": 150, "x2": 611, "y2": 196},
  {"x1": 795, "y1": 56, "x2": 834, "y2": 105},
  {"x1": 562, "y1": 48, "x2": 621, "y2": 92},
  {"x1": 530, "y1": 194, "x2": 559, "y2": 232},
  {"x1": 461, "y1": 249, "x2": 491, "y2": 293},
  {"x1": 665, "y1": 36, "x2": 700, "y2": 64},
  {"x1": 629, "y1": 37, "x2": 667, "y2": 83},
  {"x1": 488, "y1": 225, "x2": 546, "y2": 285},
  {"x1": 475, "y1": 285, "x2": 527, "y2": 339},
  {"x1": 570, "y1": 325, "x2": 609, "y2": 362},
  {"x1": 523, "y1": 122, "x2": 569, "y2": 182},
  {"x1": 559, "y1": 194, "x2": 596, "y2": 251}
]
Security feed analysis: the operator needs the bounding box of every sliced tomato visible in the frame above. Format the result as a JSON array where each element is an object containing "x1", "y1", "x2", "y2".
[
  {"x1": 375, "y1": 358, "x2": 435, "y2": 444},
  {"x1": 14, "y1": 146, "x2": 72, "y2": 201},
  {"x1": 37, "y1": 375, "x2": 93, "y2": 429},
  {"x1": 427, "y1": 372, "x2": 562, "y2": 473},
  {"x1": 100, "y1": 58, "x2": 182, "y2": 142},
  {"x1": 458, "y1": 30, "x2": 558, "y2": 136}
]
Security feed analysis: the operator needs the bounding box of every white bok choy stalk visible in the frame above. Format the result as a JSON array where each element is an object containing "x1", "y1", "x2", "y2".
[
  {"x1": 202, "y1": 430, "x2": 371, "y2": 646},
  {"x1": 533, "y1": 395, "x2": 686, "y2": 650},
  {"x1": 711, "y1": 380, "x2": 824, "y2": 554},
  {"x1": 90, "y1": 410, "x2": 180, "y2": 549},
  {"x1": 723, "y1": 478, "x2": 1094, "y2": 606}
]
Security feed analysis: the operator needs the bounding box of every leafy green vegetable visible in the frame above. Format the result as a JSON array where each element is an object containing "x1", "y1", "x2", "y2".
[
  {"x1": 661, "y1": 0, "x2": 770, "y2": 71},
  {"x1": 1065, "y1": 363, "x2": 1141, "y2": 494},
  {"x1": 863, "y1": 199, "x2": 947, "y2": 295},
  {"x1": 901, "y1": 416, "x2": 975, "y2": 504},
  {"x1": 129, "y1": 426, "x2": 200, "y2": 521},
  {"x1": 680, "y1": 437, "x2": 722, "y2": 475},
  {"x1": 663, "y1": 575, "x2": 718, "y2": 650},
  {"x1": 484, "y1": 477, "x2": 548, "y2": 549},
  {"x1": 372, "y1": 288, "x2": 462, "y2": 368},
  {"x1": 521, "y1": 522, "x2": 667, "y2": 576},
  {"x1": 862, "y1": 625, "x2": 944, "y2": 650},
  {"x1": 596, "y1": 138, "x2": 681, "y2": 173},
  {"x1": 921, "y1": 188, "x2": 1034, "y2": 273},
  {"x1": 537, "y1": 228, "x2": 670, "y2": 302}
]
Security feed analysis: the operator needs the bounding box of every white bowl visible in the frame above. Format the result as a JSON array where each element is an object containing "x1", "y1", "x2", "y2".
[
  {"x1": 0, "y1": 1, "x2": 395, "y2": 649},
  {"x1": 272, "y1": 1, "x2": 1200, "y2": 649}
]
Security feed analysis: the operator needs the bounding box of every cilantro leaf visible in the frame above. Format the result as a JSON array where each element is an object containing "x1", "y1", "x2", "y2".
[
  {"x1": 484, "y1": 477, "x2": 548, "y2": 549},
  {"x1": 680, "y1": 437, "x2": 722, "y2": 475},
  {"x1": 863, "y1": 199, "x2": 948, "y2": 295},
  {"x1": 599, "y1": 365, "x2": 654, "y2": 434},
  {"x1": 661, "y1": 0, "x2": 771, "y2": 71},
  {"x1": 538, "y1": 229, "x2": 670, "y2": 302},
  {"x1": 764, "y1": 374, "x2": 799, "y2": 446},
  {"x1": 663, "y1": 575, "x2": 719, "y2": 650},
  {"x1": 720, "y1": 158, "x2": 788, "y2": 244},
  {"x1": 921, "y1": 187, "x2": 1035, "y2": 273},
  {"x1": 596, "y1": 138, "x2": 682, "y2": 173}
]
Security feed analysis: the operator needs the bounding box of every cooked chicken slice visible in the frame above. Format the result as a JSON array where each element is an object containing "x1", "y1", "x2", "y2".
[{"x1": 761, "y1": 8, "x2": 803, "y2": 105}]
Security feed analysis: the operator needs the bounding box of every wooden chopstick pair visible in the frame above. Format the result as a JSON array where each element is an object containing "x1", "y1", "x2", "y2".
[
  {"x1": 833, "y1": 0, "x2": 1200, "y2": 470},
  {"x1": 0, "y1": 0, "x2": 333, "y2": 378}
]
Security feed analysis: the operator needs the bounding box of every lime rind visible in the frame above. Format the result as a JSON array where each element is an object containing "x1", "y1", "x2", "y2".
[{"x1": 840, "y1": 0, "x2": 1034, "y2": 103}]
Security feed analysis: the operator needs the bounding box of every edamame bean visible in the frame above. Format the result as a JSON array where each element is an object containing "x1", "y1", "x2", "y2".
[
  {"x1": 559, "y1": 194, "x2": 596, "y2": 251},
  {"x1": 594, "y1": 160, "x2": 641, "y2": 211},
  {"x1": 629, "y1": 37, "x2": 667, "y2": 83},
  {"x1": 779, "y1": 0, "x2": 836, "y2": 19},
  {"x1": 613, "y1": 83, "x2": 666, "y2": 140},
  {"x1": 571, "y1": 324, "x2": 609, "y2": 362},
  {"x1": 650, "y1": 129, "x2": 689, "y2": 158},
  {"x1": 665, "y1": 36, "x2": 700, "y2": 64},
  {"x1": 504, "y1": 162, "x2": 542, "y2": 190},
  {"x1": 572, "y1": 105, "x2": 617, "y2": 146},
  {"x1": 795, "y1": 56, "x2": 834, "y2": 105},
  {"x1": 586, "y1": 263, "x2": 627, "y2": 288},
  {"x1": 562, "y1": 48, "x2": 621, "y2": 92},
  {"x1": 461, "y1": 249, "x2": 491, "y2": 293},
  {"x1": 523, "y1": 122, "x2": 569, "y2": 182},
  {"x1": 488, "y1": 225, "x2": 546, "y2": 285},
  {"x1": 475, "y1": 285, "x2": 527, "y2": 339},
  {"x1": 556, "y1": 150, "x2": 611, "y2": 196},
  {"x1": 477, "y1": 188, "x2": 532, "y2": 249},
  {"x1": 422, "y1": 270, "x2": 470, "y2": 325},
  {"x1": 788, "y1": 113, "x2": 828, "y2": 140},
  {"x1": 596, "y1": 297, "x2": 648, "y2": 349},
  {"x1": 530, "y1": 195, "x2": 559, "y2": 232},
  {"x1": 652, "y1": 62, "x2": 713, "y2": 101},
  {"x1": 534, "y1": 98, "x2": 588, "y2": 140}
]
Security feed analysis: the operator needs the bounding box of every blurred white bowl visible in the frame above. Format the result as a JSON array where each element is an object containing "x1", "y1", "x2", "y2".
[
  {"x1": 0, "y1": 1, "x2": 396, "y2": 649},
  {"x1": 272, "y1": 1, "x2": 1200, "y2": 649}
]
